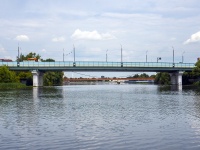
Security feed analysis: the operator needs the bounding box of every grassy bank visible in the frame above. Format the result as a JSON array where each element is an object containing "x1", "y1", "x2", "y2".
[{"x1": 0, "y1": 83, "x2": 27, "y2": 90}]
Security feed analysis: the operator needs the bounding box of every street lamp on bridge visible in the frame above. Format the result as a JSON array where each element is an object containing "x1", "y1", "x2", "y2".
[
  {"x1": 182, "y1": 51, "x2": 185, "y2": 63},
  {"x1": 120, "y1": 44, "x2": 123, "y2": 67},
  {"x1": 146, "y1": 50, "x2": 148, "y2": 62},
  {"x1": 106, "y1": 49, "x2": 108, "y2": 62},
  {"x1": 157, "y1": 57, "x2": 161, "y2": 63},
  {"x1": 17, "y1": 44, "x2": 20, "y2": 67},
  {"x1": 63, "y1": 48, "x2": 64, "y2": 62},
  {"x1": 73, "y1": 45, "x2": 76, "y2": 67}
]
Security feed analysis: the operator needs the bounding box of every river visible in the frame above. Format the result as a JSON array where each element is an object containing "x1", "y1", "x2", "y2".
[{"x1": 1, "y1": 83, "x2": 200, "y2": 150}]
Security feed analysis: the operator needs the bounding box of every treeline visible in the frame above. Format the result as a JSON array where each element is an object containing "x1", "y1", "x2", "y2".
[
  {"x1": 128, "y1": 73, "x2": 155, "y2": 78},
  {"x1": 0, "y1": 52, "x2": 63, "y2": 86}
]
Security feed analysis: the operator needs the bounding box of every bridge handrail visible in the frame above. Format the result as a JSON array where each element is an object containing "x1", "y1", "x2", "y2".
[{"x1": 0, "y1": 61, "x2": 195, "y2": 68}]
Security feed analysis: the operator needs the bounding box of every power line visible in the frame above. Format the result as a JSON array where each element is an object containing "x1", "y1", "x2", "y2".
[{"x1": 72, "y1": 72, "x2": 98, "y2": 78}]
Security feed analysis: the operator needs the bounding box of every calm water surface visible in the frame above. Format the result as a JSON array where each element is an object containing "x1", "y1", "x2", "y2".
[{"x1": 1, "y1": 84, "x2": 200, "y2": 150}]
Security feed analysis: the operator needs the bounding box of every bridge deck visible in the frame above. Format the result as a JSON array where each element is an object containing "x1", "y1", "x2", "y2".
[{"x1": 0, "y1": 61, "x2": 195, "y2": 72}]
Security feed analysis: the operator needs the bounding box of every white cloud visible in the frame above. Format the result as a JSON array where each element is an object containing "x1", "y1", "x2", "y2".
[
  {"x1": 15, "y1": 35, "x2": 29, "y2": 42},
  {"x1": 42, "y1": 49, "x2": 46, "y2": 52},
  {"x1": 184, "y1": 31, "x2": 200, "y2": 44},
  {"x1": 0, "y1": 47, "x2": 6, "y2": 53},
  {"x1": 71, "y1": 29, "x2": 116, "y2": 40},
  {"x1": 52, "y1": 37, "x2": 65, "y2": 42}
]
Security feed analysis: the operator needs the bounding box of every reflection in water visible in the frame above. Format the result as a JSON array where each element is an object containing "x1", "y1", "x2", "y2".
[
  {"x1": 157, "y1": 85, "x2": 183, "y2": 92},
  {"x1": 33, "y1": 87, "x2": 39, "y2": 100},
  {"x1": 1, "y1": 84, "x2": 200, "y2": 149}
]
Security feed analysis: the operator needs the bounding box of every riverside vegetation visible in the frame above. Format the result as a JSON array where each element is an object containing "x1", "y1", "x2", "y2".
[{"x1": 0, "y1": 52, "x2": 63, "y2": 89}]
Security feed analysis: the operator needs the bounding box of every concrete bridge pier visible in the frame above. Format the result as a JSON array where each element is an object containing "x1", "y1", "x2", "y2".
[
  {"x1": 170, "y1": 71, "x2": 184, "y2": 85},
  {"x1": 32, "y1": 70, "x2": 44, "y2": 87}
]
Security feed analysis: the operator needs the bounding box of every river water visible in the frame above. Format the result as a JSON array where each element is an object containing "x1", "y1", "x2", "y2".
[{"x1": 1, "y1": 84, "x2": 200, "y2": 150}]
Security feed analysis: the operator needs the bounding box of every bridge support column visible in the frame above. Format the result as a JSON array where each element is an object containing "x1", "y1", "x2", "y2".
[
  {"x1": 170, "y1": 71, "x2": 183, "y2": 85},
  {"x1": 32, "y1": 70, "x2": 44, "y2": 87}
]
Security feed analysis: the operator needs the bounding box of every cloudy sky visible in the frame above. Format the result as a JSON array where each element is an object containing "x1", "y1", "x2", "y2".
[{"x1": 1, "y1": 0, "x2": 200, "y2": 77}]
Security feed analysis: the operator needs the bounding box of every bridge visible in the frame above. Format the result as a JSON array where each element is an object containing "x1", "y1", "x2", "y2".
[
  {"x1": 63, "y1": 77, "x2": 155, "y2": 82},
  {"x1": 0, "y1": 61, "x2": 195, "y2": 86}
]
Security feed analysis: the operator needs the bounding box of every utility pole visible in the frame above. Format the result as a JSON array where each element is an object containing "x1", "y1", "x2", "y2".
[
  {"x1": 17, "y1": 43, "x2": 20, "y2": 67},
  {"x1": 106, "y1": 49, "x2": 108, "y2": 62},
  {"x1": 182, "y1": 51, "x2": 185, "y2": 63},
  {"x1": 157, "y1": 57, "x2": 161, "y2": 63},
  {"x1": 73, "y1": 45, "x2": 76, "y2": 67},
  {"x1": 63, "y1": 48, "x2": 64, "y2": 62},
  {"x1": 146, "y1": 50, "x2": 148, "y2": 62},
  {"x1": 172, "y1": 46, "x2": 174, "y2": 64},
  {"x1": 172, "y1": 46, "x2": 175, "y2": 67},
  {"x1": 120, "y1": 44, "x2": 123, "y2": 67}
]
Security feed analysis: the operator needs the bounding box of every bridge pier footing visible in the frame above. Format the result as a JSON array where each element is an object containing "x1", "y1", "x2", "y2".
[
  {"x1": 32, "y1": 70, "x2": 44, "y2": 87},
  {"x1": 170, "y1": 71, "x2": 183, "y2": 86}
]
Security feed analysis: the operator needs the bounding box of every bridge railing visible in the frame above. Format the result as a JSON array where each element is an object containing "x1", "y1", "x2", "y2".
[{"x1": 0, "y1": 61, "x2": 195, "y2": 68}]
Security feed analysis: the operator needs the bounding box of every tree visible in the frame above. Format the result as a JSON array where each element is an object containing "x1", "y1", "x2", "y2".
[
  {"x1": 139, "y1": 73, "x2": 149, "y2": 78},
  {"x1": 16, "y1": 71, "x2": 33, "y2": 86},
  {"x1": 154, "y1": 72, "x2": 170, "y2": 85},
  {"x1": 18, "y1": 52, "x2": 41, "y2": 62},
  {"x1": 42, "y1": 58, "x2": 55, "y2": 62},
  {"x1": 190, "y1": 60, "x2": 200, "y2": 85},
  {"x1": 43, "y1": 71, "x2": 64, "y2": 86},
  {"x1": 0, "y1": 66, "x2": 19, "y2": 83},
  {"x1": 42, "y1": 58, "x2": 64, "y2": 86},
  {"x1": 192, "y1": 60, "x2": 200, "y2": 78},
  {"x1": 133, "y1": 74, "x2": 139, "y2": 78}
]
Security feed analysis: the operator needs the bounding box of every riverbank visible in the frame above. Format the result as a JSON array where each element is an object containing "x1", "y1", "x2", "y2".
[{"x1": 0, "y1": 83, "x2": 27, "y2": 90}]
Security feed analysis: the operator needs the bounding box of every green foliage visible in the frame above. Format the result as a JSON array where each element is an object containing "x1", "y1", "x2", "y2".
[
  {"x1": 18, "y1": 52, "x2": 41, "y2": 62},
  {"x1": 154, "y1": 72, "x2": 170, "y2": 85},
  {"x1": 42, "y1": 58, "x2": 55, "y2": 62},
  {"x1": 0, "y1": 83, "x2": 26, "y2": 90},
  {"x1": 0, "y1": 66, "x2": 19, "y2": 83},
  {"x1": 42, "y1": 58, "x2": 63, "y2": 86},
  {"x1": 182, "y1": 71, "x2": 194, "y2": 85},
  {"x1": 133, "y1": 74, "x2": 139, "y2": 78},
  {"x1": 191, "y1": 60, "x2": 200, "y2": 86},
  {"x1": 150, "y1": 74, "x2": 156, "y2": 78},
  {"x1": 16, "y1": 71, "x2": 33, "y2": 86},
  {"x1": 192, "y1": 61, "x2": 200, "y2": 79},
  {"x1": 139, "y1": 73, "x2": 149, "y2": 78},
  {"x1": 130, "y1": 73, "x2": 150, "y2": 78},
  {"x1": 43, "y1": 71, "x2": 64, "y2": 86}
]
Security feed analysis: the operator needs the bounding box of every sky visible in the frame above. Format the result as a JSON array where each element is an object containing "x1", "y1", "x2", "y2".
[{"x1": 1, "y1": 0, "x2": 200, "y2": 78}]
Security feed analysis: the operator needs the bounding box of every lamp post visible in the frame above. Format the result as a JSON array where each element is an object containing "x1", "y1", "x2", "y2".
[
  {"x1": 106, "y1": 49, "x2": 108, "y2": 62},
  {"x1": 120, "y1": 44, "x2": 123, "y2": 67},
  {"x1": 146, "y1": 50, "x2": 148, "y2": 62},
  {"x1": 17, "y1": 44, "x2": 20, "y2": 67},
  {"x1": 172, "y1": 46, "x2": 174, "y2": 64},
  {"x1": 73, "y1": 45, "x2": 76, "y2": 67},
  {"x1": 182, "y1": 51, "x2": 185, "y2": 63},
  {"x1": 63, "y1": 48, "x2": 64, "y2": 62},
  {"x1": 157, "y1": 57, "x2": 161, "y2": 63}
]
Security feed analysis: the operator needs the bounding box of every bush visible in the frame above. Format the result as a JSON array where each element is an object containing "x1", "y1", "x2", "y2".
[{"x1": 0, "y1": 83, "x2": 27, "y2": 90}]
